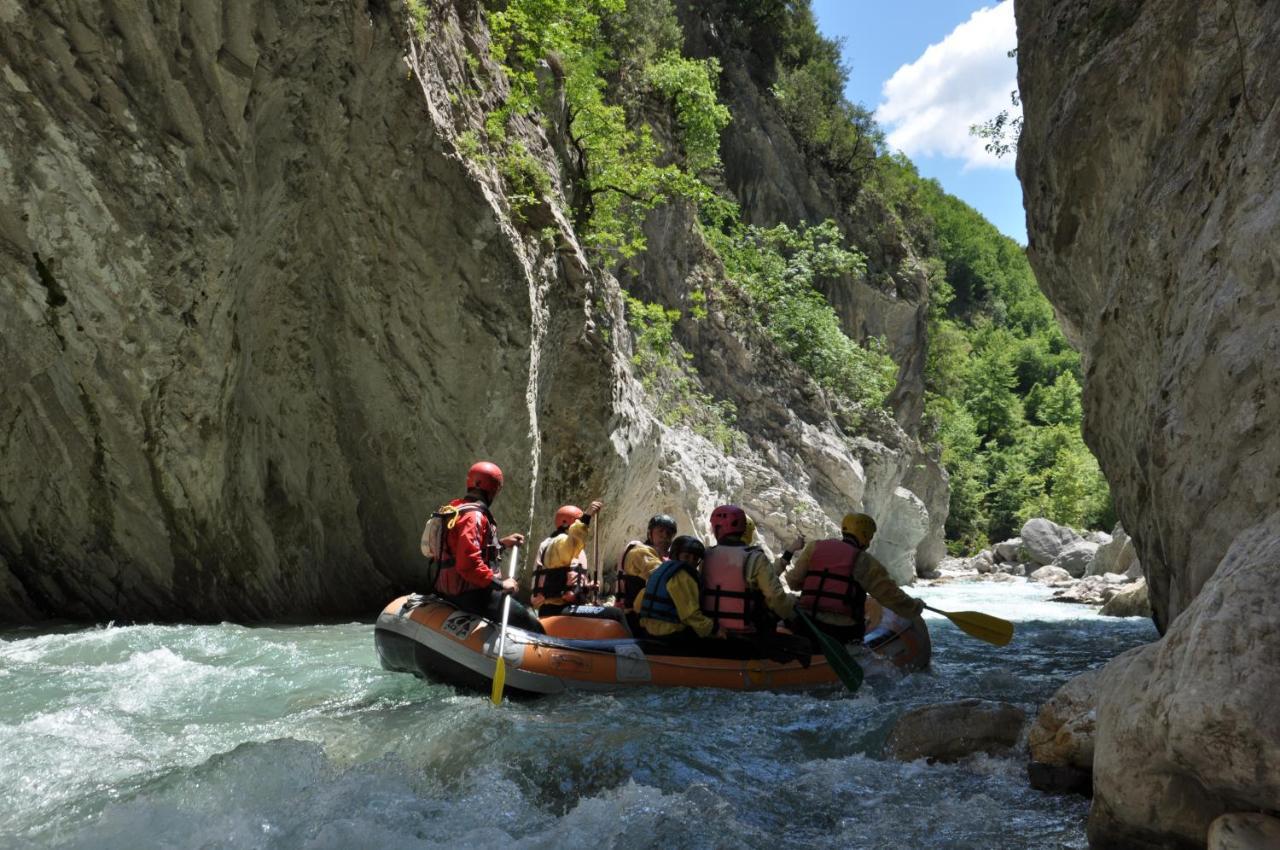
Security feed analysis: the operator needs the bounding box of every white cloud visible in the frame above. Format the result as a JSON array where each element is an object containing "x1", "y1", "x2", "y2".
[{"x1": 874, "y1": 1, "x2": 1019, "y2": 170}]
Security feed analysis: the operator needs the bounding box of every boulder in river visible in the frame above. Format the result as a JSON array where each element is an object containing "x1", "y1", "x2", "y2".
[
  {"x1": 1208, "y1": 814, "x2": 1280, "y2": 850},
  {"x1": 1028, "y1": 668, "x2": 1098, "y2": 796},
  {"x1": 1099, "y1": 580, "x2": 1152, "y2": 618},
  {"x1": 1051, "y1": 541, "x2": 1099, "y2": 578},
  {"x1": 885, "y1": 699, "x2": 1026, "y2": 763},
  {"x1": 1029, "y1": 565, "x2": 1073, "y2": 585},
  {"x1": 1020, "y1": 519, "x2": 1083, "y2": 566},
  {"x1": 1050, "y1": 576, "x2": 1119, "y2": 606},
  {"x1": 993, "y1": 537, "x2": 1023, "y2": 563}
]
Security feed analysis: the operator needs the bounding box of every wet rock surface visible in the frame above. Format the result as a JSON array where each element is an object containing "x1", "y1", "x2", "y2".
[
  {"x1": 884, "y1": 698, "x2": 1027, "y2": 763},
  {"x1": 1019, "y1": 1, "x2": 1280, "y2": 845}
]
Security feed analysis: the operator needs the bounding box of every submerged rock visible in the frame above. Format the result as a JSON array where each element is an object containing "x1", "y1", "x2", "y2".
[{"x1": 885, "y1": 699, "x2": 1026, "y2": 763}]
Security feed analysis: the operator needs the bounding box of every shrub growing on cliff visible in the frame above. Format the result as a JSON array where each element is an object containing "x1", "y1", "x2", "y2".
[
  {"x1": 485, "y1": 0, "x2": 728, "y2": 256},
  {"x1": 708, "y1": 220, "x2": 898, "y2": 410},
  {"x1": 625, "y1": 294, "x2": 742, "y2": 452}
]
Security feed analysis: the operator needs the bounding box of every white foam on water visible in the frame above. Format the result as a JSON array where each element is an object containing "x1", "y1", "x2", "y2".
[
  {"x1": 0, "y1": 586, "x2": 1155, "y2": 849},
  {"x1": 918, "y1": 578, "x2": 1113, "y2": 623}
]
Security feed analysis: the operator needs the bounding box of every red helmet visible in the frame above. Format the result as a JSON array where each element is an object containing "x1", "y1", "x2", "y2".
[
  {"x1": 554, "y1": 504, "x2": 583, "y2": 530},
  {"x1": 466, "y1": 461, "x2": 504, "y2": 500},
  {"x1": 710, "y1": 504, "x2": 747, "y2": 540}
]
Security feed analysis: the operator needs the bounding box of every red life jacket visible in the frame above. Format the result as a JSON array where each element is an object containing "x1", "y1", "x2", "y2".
[
  {"x1": 531, "y1": 532, "x2": 591, "y2": 601},
  {"x1": 431, "y1": 502, "x2": 500, "y2": 596},
  {"x1": 799, "y1": 539, "x2": 868, "y2": 634},
  {"x1": 699, "y1": 544, "x2": 760, "y2": 633}
]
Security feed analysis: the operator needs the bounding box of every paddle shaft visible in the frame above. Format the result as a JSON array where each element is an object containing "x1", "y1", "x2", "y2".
[
  {"x1": 793, "y1": 608, "x2": 863, "y2": 692},
  {"x1": 592, "y1": 509, "x2": 602, "y2": 603},
  {"x1": 490, "y1": 544, "x2": 520, "y2": 705}
]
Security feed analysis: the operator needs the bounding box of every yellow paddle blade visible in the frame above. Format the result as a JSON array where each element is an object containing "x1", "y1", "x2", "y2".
[
  {"x1": 927, "y1": 605, "x2": 1015, "y2": 646},
  {"x1": 490, "y1": 657, "x2": 506, "y2": 705}
]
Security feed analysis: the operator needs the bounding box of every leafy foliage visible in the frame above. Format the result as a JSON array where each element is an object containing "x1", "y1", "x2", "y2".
[
  {"x1": 483, "y1": 0, "x2": 728, "y2": 256},
  {"x1": 625, "y1": 295, "x2": 743, "y2": 453},
  {"x1": 707, "y1": 220, "x2": 898, "y2": 409},
  {"x1": 914, "y1": 178, "x2": 1112, "y2": 546}
]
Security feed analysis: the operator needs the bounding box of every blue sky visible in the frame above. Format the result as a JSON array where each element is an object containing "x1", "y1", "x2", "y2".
[{"x1": 811, "y1": 0, "x2": 1027, "y2": 244}]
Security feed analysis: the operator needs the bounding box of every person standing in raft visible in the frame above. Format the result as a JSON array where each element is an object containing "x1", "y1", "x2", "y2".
[
  {"x1": 700, "y1": 504, "x2": 801, "y2": 638},
  {"x1": 426, "y1": 461, "x2": 544, "y2": 634},
  {"x1": 614, "y1": 513, "x2": 678, "y2": 610},
  {"x1": 530, "y1": 500, "x2": 604, "y2": 616},
  {"x1": 634, "y1": 535, "x2": 716, "y2": 644},
  {"x1": 784, "y1": 512, "x2": 924, "y2": 644}
]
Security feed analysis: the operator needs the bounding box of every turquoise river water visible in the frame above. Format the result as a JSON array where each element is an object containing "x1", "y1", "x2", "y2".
[{"x1": 0, "y1": 581, "x2": 1156, "y2": 850}]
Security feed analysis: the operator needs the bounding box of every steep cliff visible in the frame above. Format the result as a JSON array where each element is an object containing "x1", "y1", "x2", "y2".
[
  {"x1": 0, "y1": 0, "x2": 946, "y2": 622},
  {"x1": 1018, "y1": 1, "x2": 1280, "y2": 846}
]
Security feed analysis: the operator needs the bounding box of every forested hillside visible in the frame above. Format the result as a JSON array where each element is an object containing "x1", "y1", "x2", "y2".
[{"x1": 446, "y1": 0, "x2": 1113, "y2": 554}]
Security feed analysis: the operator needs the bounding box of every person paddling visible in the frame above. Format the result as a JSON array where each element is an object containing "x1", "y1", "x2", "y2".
[
  {"x1": 614, "y1": 513, "x2": 677, "y2": 610},
  {"x1": 423, "y1": 461, "x2": 544, "y2": 634},
  {"x1": 530, "y1": 500, "x2": 603, "y2": 616},
  {"x1": 784, "y1": 512, "x2": 924, "y2": 644}
]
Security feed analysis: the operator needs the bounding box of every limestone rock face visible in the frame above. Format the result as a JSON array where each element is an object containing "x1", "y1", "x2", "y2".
[
  {"x1": 1099, "y1": 579, "x2": 1152, "y2": 619},
  {"x1": 1019, "y1": 1, "x2": 1280, "y2": 845},
  {"x1": 1208, "y1": 814, "x2": 1280, "y2": 850},
  {"x1": 0, "y1": 1, "x2": 946, "y2": 621},
  {"x1": 885, "y1": 699, "x2": 1026, "y2": 763},
  {"x1": 1086, "y1": 520, "x2": 1280, "y2": 848}
]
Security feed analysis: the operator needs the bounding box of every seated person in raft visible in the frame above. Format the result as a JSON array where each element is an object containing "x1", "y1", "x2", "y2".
[{"x1": 633, "y1": 535, "x2": 717, "y2": 645}]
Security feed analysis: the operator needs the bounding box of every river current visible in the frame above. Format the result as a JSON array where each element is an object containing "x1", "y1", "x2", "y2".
[{"x1": 0, "y1": 581, "x2": 1156, "y2": 850}]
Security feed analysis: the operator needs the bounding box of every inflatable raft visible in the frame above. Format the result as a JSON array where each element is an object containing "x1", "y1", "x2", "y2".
[{"x1": 375, "y1": 594, "x2": 931, "y2": 696}]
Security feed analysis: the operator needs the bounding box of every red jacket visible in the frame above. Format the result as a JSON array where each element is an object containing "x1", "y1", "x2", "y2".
[{"x1": 436, "y1": 499, "x2": 500, "y2": 595}]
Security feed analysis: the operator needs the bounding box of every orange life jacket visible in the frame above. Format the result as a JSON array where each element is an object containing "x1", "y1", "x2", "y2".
[
  {"x1": 699, "y1": 544, "x2": 761, "y2": 633},
  {"x1": 799, "y1": 538, "x2": 868, "y2": 634},
  {"x1": 531, "y1": 532, "x2": 591, "y2": 601}
]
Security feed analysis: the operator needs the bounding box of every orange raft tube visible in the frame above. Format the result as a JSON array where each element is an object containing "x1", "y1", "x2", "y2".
[{"x1": 375, "y1": 595, "x2": 931, "y2": 696}]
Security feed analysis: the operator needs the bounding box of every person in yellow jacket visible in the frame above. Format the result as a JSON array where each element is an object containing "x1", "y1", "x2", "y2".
[
  {"x1": 530, "y1": 500, "x2": 603, "y2": 615},
  {"x1": 635, "y1": 536, "x2": 716, "y2": 643},
  {"x1": 784, "y1": 512, "x2": 925, "y2": 644},
  {"x1": 614, "y1": 514, "x2": 677, "y2": 610}
]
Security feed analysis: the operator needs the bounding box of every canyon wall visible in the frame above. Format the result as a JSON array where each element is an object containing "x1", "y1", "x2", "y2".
[
  {"x1": 1018, "y1": 1, "x2": 1280, "y2": 846},
  {"x1": 0, "y1": 0, "x2": 946, "y2": 623}
]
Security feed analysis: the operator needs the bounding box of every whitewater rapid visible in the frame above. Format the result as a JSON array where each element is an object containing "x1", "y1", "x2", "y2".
[{"x1": 0, "y1": 581, "x2": 1155, "y2": 849}]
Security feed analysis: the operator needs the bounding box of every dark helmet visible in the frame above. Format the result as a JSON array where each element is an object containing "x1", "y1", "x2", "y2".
[
  {"x1": 670, "y1": 535, "x2": 706, "y2": 564},
  {"x1": 647, "y1": 514, "x2": 677, "y2": 535}
]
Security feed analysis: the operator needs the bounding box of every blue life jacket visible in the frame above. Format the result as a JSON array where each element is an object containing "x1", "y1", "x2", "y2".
[{"x1": 639, "y1": 558, "x2": 699, "y2": 624}]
